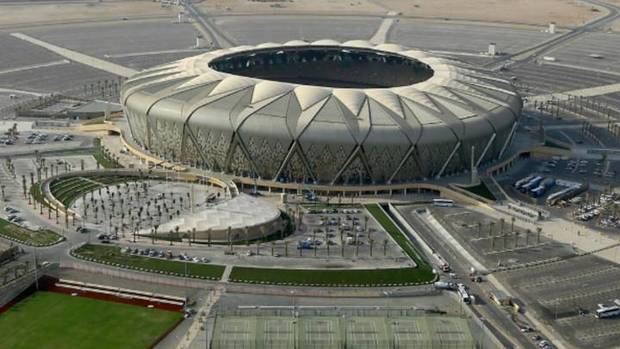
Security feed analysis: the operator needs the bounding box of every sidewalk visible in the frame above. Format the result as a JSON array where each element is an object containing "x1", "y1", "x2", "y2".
[{"x1": 469, "y1": 204, "x2": 620, "y2": 264}]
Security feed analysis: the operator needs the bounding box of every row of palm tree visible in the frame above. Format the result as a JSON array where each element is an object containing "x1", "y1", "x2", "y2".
[{"x1": 473, "y1": 217, "x2": 543, "y2": 250}]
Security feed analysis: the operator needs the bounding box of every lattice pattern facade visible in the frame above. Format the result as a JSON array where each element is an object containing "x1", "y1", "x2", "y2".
[{"x1": 122, "y1": 41, "x2": 522, "y2": 185}]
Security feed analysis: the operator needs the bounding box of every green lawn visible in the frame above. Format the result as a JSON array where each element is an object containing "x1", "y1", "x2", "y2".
[
  {"x1": 229, "y1": 266, "x2": 433, "y2": 286},
  {"x1": 73, "y1": 244, "x2": 225, "y2": 280},
  {"x1": 93, "y1": 138, "x2": 123, "y2": 168},
  {"x1": 460, "y1": 182, "x2": 496, "y2": 201},
  {"x1": 0, "y1": 291, "x2": 182, "y2": 349},
  {"x1": 0, "y1": 218, "x2": 62, "y2": 246},
  {"x1": 365, "y1": 204, "x2": 427, "y2": 265},
  {"x1": 49, "y1": 175, "x2": 139, "y2": 207}
]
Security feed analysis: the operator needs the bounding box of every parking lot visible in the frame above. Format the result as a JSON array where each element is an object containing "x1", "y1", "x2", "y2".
[
  {"x1": 293, "y1": 205, "x2": 410, "y2": 265},
  {"x1": 507, "y1": 62, "x2": 619, "y2": 96},
  {"x1": 0, "y1": 130, "x2": 94, "y2": 157},
  {"x1": 500, "y1": 157, "x2": 619, "y2": 199},
  {"x1": 544, "y1": 32, "x2": 620, "y2": 75},
  {"x1": 390, "y1": 19, "x2": 549, "y2": 54},
  {"x1": 497, "y1": 254, "x2": 620, "y2": 349},
  {"x1": 430, "y1": 207, "x2": 576, "y2": 270},
  {"x1": 401, "y1": 203, "x2": 620, "y2": 348},
  {"x1": 212, "y1": 15, "x2": 381, "y2": 44}
]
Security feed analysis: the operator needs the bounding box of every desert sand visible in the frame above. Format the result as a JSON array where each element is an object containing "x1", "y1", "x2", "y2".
[
  {"x1": 0, "y1": 0, "x2": 175, "y2": 28},
  {"x1": 200, "y1": 0, "x2": 604, "y2": 27}
]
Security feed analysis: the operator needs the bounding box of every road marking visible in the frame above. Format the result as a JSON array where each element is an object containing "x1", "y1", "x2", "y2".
[
  {"x1": 0, "y1": 88, "x2": 46, "y2": 97},
  {"x1": 221, "y1": 264, "x2": 232, "y2": 282},
  {"x1": 0, "y1": 60, "x2": 70, "y2": 76},
  {"x1": 369, "y1": 11, "x2": 398, "y2": 45},
  {"x1": 10, "y1": 32, "x2": 137, "y2": 78},
  {"x1": 521, "y1": 266, "x2": 618, "y2": 289},
  {"x1": 421, "y1": 211, "x2": 487, "y2": 272},
  {"x1": 529, "y1": 82, "x2": 620, "y2": 103},
  {"x1": 103, "y1": 48, "x2": 208, "y2": 59},
  {"x1": 540, "y1": 283, "x2": 620, "y2": 305}
]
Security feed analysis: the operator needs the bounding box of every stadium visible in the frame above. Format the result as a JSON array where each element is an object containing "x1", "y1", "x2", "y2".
[{"x1": 121, "y1": 40, "x2": 522, "y2": 186}]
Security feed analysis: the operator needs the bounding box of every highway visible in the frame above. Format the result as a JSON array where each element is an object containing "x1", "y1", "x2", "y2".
[
  {"x1": 486, "y1": 0, "x2": 620, "y2": 70},
  {"x1": 183, "y1": 0, "x2": 235, "y2": 49},
  {"x1": 399, "y1": 208, "x2": 536, "y2": 349}
]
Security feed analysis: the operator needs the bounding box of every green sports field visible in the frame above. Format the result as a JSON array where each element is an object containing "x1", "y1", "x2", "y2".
[{"x1": 0, "y1": 292, "x2": 182, "y2": 349}]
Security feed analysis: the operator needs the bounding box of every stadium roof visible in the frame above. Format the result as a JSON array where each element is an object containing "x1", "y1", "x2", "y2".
[{"x1": 123, "y1": 40, "x2": 520, "y2": 131}]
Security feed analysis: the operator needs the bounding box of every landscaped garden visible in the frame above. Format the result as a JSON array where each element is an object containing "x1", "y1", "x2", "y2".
[
  {"x1": 72, "y1": 244, "x2": 225, "y2": 280},
  {"x1": 48, "y1": 175, "x2": 139, "y2": 206},
  {"x1": 0, "y1": 218, "x2": 62, "y2": 246}
]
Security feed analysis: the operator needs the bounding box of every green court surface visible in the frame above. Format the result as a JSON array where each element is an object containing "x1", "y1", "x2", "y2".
[
  {"x1": 210, "y1": 315, "x2": 475, "y2": 349},
  {"x1": 0, "y1": 291, "x2": 182, "y2": 349}
]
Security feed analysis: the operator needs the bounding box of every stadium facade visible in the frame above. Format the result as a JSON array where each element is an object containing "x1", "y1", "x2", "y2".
[{"x1": 121, "y1": 40, "x2": 521, "y2": 185}]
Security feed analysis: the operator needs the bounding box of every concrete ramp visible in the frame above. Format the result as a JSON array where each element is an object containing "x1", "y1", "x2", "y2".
[{"x1": 11, "y1": 33, "x2": 137, "y2": 78}]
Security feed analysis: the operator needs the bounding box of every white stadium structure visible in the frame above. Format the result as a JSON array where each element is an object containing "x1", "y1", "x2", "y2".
[{"x1": 121, "y1": 40, "x2": 522, "y2": 186}]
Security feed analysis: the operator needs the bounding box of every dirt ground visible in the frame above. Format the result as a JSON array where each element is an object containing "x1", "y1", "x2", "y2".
[
  {"x1": 201, "y1": 0, "x2": 604, "y2": 27},
  {"x1": 0, "y1": 0, "x2": 176, "y2": 28},
  {"x1": 201, "y1": 0, "x2": 386, "y2": 15}
]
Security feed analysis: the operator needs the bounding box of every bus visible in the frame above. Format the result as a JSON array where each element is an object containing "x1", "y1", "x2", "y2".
[
  {"x1": 530, "y1": 178, "x2": 555, "y2": 197},
  {"x1": 521, "y1": 176, "x2": 543, "y2": 192},
  {"x1": 595, "y1": 301, "x2": 620, "y2": 319},
  {"x1": 457, "y1": 283, "x2": 472, "y2": 304},
  {"x1": 514, "y1": 175, "x2": 534, "y2": 189},
  {"x1": 433, "y1": 198, "x2": 455, "y2": 207}
]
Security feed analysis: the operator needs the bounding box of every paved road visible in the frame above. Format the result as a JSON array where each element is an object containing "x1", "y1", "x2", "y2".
[
  {"x1": 183, "y1": 1, "x2": 235, "y2": 49},
  {"x1": 400, "y1": 208, "x2": 536, "y2": 349},
  {"x1": 487, "y1": 0, "x2": 620, "y2": 70},
  {"x1": 10, "y1": 33, "x2": 137, "y2": 77},
  {"x1": 369, "y1": 13, "x2": 396, "y2": 45}
]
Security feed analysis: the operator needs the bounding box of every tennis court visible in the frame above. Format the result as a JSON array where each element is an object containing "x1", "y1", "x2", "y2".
[{"x1": 210, "y1": 315, "x2": 475, "y2": 349}]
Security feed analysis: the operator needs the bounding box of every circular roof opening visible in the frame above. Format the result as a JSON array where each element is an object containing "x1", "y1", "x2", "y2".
[{"x1": 208, "y1": 46, "x2": 434, "y2": 89}]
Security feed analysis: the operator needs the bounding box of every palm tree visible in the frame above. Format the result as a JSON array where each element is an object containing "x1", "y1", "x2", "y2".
[
  {"x1": 313, "y1": 229, "x2": 317, "y2": 257},
  {"x1": 511, "y1": 216, "x2": 516, "y2": 233},
  {"x1": 369, "y1": 239, "x2": 374, "y2": 257},
  {"x1": 514, "y1": 231, "x2": 520, "y2": 248},
  {"x1": 227, "y1": 226, "x2": 232, "y2": 253},
  {"x1": 499, "y1": 218, "x2": 505, "y2": 235},
  {"x1": 1, "y1": 184, "x2": 5, "y2": 201},
  {"x1": 21, "y1": 175, "x2": 27, "y2": 199},
  {"x1": 525, "y1": 229, "x2": 531, "y2": 245},
  {"x1": 383, "y1": 239, "x2": 388, "y2": 256},
  {"x1": 173, "y1": 225, "x2": 181, "y2": 245},
  {"x1": 536, "y1": 227, "x2": 542, "y2": 244}
]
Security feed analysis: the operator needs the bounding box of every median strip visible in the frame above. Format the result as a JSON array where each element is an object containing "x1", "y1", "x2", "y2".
[
  {"x1": 0, "y1": 218, "x2": 63, "y2": 246},
  {"x1": 72, "y1": 244, "x2": 225, "y2": 280}
]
